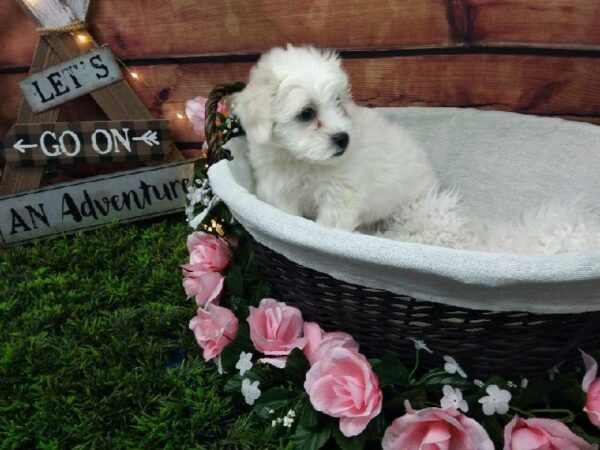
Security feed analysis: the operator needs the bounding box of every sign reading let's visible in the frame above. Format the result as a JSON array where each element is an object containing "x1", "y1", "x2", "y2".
[
  {"x1": 0, "y1": 0, "x2": 195, "y2": 246},
  {"x1": 19, "y1": 47, "x2": 122, "y2": 113}
]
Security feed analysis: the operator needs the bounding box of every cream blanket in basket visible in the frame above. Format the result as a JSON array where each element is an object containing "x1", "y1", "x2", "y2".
[{"x1": 209, "y1": 107, "x2": 600, "y2": 314}]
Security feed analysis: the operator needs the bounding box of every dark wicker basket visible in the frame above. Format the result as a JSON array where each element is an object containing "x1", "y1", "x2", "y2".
[{"x1": 206, "y1": 82, "x2": 600, "y2": 378}]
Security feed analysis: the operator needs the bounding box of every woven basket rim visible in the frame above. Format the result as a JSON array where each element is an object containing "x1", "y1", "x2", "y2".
[{"x1": 208, "y1": 152, "x2": 600, "y2": 315}]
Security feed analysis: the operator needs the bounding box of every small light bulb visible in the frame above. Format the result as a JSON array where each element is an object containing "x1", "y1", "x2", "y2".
[
  {"x1": 176, "y1": 113, "x2": 184, "y2": 119},
  {"x1": 76, "y1": 33, "x2": 89, "y2": 44},
  {"x1": 131, "y1": 72, "x2": 139, "y2": 80}
]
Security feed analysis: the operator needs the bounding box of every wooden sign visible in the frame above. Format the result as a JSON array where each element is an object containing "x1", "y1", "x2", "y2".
[
  {"x1": 0, "y1": 0, "x2": 189, "y2": 246},
  {"x1": 2, "y1": 120, "x2": 172, "y2": 167},
  {"x1": 18, "y1": 47, "x2": 122, "y2": 114},
  {"x1": 0, "y1": 159, "x2": 196, "y2": 246}
]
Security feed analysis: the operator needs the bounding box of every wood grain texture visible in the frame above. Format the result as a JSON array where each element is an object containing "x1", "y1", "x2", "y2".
[
  {"x1": 1, "y1": 39, "x2": 62, "y2": 196},
  {"x1": 471, "y1": 0, "x2": 600, "y2": 49},
  {"x1": 3, "y1": 0, "x2": 600, "y2": 68},
  {"x1": 4, "y1": 54, "x2": 599, "y2": 143}
]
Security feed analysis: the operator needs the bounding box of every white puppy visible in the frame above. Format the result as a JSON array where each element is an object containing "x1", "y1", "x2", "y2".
[
  {"x1": 233, "y1": 44, "x2": 600, "y2": 254},
  {"x1": 233, "y1": 44, "x2": 438, "y2": 232}
]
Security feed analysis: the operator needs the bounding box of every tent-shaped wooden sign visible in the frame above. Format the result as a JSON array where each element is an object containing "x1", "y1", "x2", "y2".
[{"x1": 0, "y1": 0, "x2": 196, "y2": 246}]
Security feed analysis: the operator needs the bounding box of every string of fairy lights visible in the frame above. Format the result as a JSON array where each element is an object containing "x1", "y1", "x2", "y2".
[{"x1": 71, "y1": 30, "x2": 187, "y2": 123}]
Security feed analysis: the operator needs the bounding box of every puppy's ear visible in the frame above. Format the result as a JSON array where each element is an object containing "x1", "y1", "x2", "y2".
[{"x1": 233, "y1": 75, "x2": 276, "y2": 144}]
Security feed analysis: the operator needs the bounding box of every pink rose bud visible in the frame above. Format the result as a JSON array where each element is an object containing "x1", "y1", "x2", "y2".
[
  {"x1": 189, "y1": 304, "x2": 238, "y2": 361},
  {"x1": 382, "y1": 401, "x2": 494, "y2": 450},
  {"x1": 247, "y1": 299, "x2": 306, "y2": 358},
  {"x1": 185, "y1": 96, "x2": 208, "y2": 138},
  {"x1": 503, "y1": 415, "x2": 593, "y2": 450},
  {"x1": 304, "y1": 347, "x2": 382, "y2": 437},
  {"x1": 581, "y1": 350, "x2": 600, "y2": 428},
  {"x1": 185, "y1": 96, "x2": 229, "y2": 140},
  {"x1": 303, "y1": 322, "x2": 359, "y2": 365},
  {"x1": 185, "y1": 231, "x2": 232, "y2": 272},
  {"x1": 182, "y1": 267, "x2": 224, "y2": 306}
]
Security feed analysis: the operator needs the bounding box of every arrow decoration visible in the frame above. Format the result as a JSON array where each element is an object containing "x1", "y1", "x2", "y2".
[
  {"x1": 1, "y1": 119, "x2": 172, "y2": 167},
  {"x1": 13, "y1": 139, "x2": 38, "y2": 154},
  {"x1": 133, "y1": 130, "x2": 160, "y2": 147}
]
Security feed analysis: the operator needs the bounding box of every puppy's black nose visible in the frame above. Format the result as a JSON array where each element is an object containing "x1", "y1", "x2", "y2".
[{"x1": 331, "y1": 132, "x2": 349, "y2": 151}]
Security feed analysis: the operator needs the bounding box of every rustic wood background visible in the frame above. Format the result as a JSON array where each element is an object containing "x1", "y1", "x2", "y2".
[{"x1": 2, "y1": 0, "x2": 600, "y2": 150}]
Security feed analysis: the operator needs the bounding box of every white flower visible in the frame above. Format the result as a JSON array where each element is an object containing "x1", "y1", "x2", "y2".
[
  {"x1": 443, "y1": 356, "x2": 467, "y2": 378},
  {"x1": 521, "y1": 378, "x2": 529, "y2": 389},
  {"x1": 287, "y1": 409, "x2": 296, "y2": 418},
  {"x1": 185, "y1": 205, "x2": 195, "y2": 221},
  {"x1": 241, "y1": 378, "x2": 261, "y2": 405},
  {"x1": 283, "y1": 416, "x2": 294, "y2": 428},
  {"x1": 478, "y1": 384, "x2": 511, "y2": 416},
  {"x1": 187, "y1": 179, "x2": 214, "y2": 209},
  {"x1": 473, "y1": 379, "x2": 485, "y2": 388},
  {"x1": 507, "y1": 381, "x2": 516, "y2": 389},
  {"x1": 271, "y1": 420, "x2": 277, "y2": 427},
  {"x1": 235, "y1": 351, "x2": 253, "y2": 376},
  {"x1": 440, "y1": 385, "x2": 469, "y2": 412},
  {"x1": 409, "y1": 338, "x2": 433, "y2": 353},
  {"x1": 189, "y1": 196, "x2": 221, "y2": 230},
  {"x1": 548, "y1": 365, "x2": 560, "y2": 381}
]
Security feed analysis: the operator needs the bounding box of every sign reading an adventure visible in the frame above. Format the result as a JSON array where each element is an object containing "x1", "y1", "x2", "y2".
[
  {"x1": 19, "y1": 47, "x2": 123, "y2": 114},
  {"x1": 0, "y1": 160, "x2": 195, "y2": 246},
  {"x1": 2, "y1": 120, "x2": 172, "y2": 167}
]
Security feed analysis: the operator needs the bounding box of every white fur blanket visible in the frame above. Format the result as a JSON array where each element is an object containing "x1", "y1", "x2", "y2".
[{"x1": 208, "y1": 107, "x2": 600, "y2": 314}]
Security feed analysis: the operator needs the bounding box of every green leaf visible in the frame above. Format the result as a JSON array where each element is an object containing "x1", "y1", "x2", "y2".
[
  {"x1": 219, "y1": 344, "x2": 240, "y2": 374},
  {"x1": 253, "y1": 387, "x2": 297, "y2": 419},
  {"x1": 285, "y1": 348, "x2": 310, "y2": 386},
  {"x1": 481, "y1": 415, "x2": 505, "y2": 448},
  {"x1": 226, "y1": 264, "x2": 244, "y2": 297},
  {"x1": 383, "y1": 387, "x2": 427, "y2": 416},
  {"x1": 417, "y1": 368, "x2": 472, "y2": 391},
  {"x1": 224, "y1": 374, "x2": 243, "y2": 394},
  {"x1": 297, "y1": 395, "x2": 318, "y2": 429},
  {"x1": 362, "y1": 413, "x2": 386, "y2": 440},
  {"x1": 371, "y1": 353, "x2": 411, "y2": 386},
  {"x1": 332, "y1": 427, "x2": 366, "y2": 450},
  {"x1": 293, "y1": 424, "x2": 332, "y2": 450},
  {"x1": 219, "y1": 324, "x2": 253, "y2": 373}
]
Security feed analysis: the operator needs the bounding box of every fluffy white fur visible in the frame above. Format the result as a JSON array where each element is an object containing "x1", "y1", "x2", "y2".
[{"x1": 233, "y1": 44, "x2": 600, "y2": 255}]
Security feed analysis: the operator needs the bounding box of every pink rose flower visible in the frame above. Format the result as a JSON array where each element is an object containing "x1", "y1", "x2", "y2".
[
  {"x1": 247, "y1": 299, "x2": 306, "y2": 362},
  {"x1": 304, "y1": 347, "x2": 382, "y2": 437},
  {"x1": 189, "y1": 303, "x2": 238, "y2": 361},
  {"x1": 185, "y1": 231, "x2": 231, "y2": 272},
  {"x1": 182, "y1": 267, "x2": 224, "y2": 306},
  {"x1": 503, "y1": 415, "x2": 593, "y2": 450},
  {"x1": 581, "y1": 350, "x2": 600, "y2": 428},
  {"x1": 382, "y1": 401, "x2": 494, "y2": 450},
  {"x1": 303, "y1": 322, "x2": 359, "y2": 365},
  {"x1": 185, "y1": 95, "x2": 229, "y2": 140}
]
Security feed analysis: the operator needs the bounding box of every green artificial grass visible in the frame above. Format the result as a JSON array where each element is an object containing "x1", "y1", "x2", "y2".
[{"x1": 0, "y1": 216, "x2": 289, "y2": 449}]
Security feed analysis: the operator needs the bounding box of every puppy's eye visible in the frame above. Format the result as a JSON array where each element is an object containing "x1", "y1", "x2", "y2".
[{"x1": 298, "y1": 107, "x2": 316, "y2": 122}]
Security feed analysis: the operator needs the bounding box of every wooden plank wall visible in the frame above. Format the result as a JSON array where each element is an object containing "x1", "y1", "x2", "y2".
[{"x1": 1, "y1": 0, "x2": 600, "y2": 148}]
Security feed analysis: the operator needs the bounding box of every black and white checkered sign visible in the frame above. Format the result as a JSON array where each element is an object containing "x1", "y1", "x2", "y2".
[{"x1": 1, "y1": 119, "x2": 172, "y2": 167}]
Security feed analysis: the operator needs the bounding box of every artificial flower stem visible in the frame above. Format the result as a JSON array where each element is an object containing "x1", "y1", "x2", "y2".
[
  {"x1": 409, "y1": 349, "x2": 420, "y2": 383},
  {"x1": 509, "y1": 406, "x2": 534, "y2": 418},
  {"x1": 529, "y1": 408, "x2": 576, "y2": 423}
]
